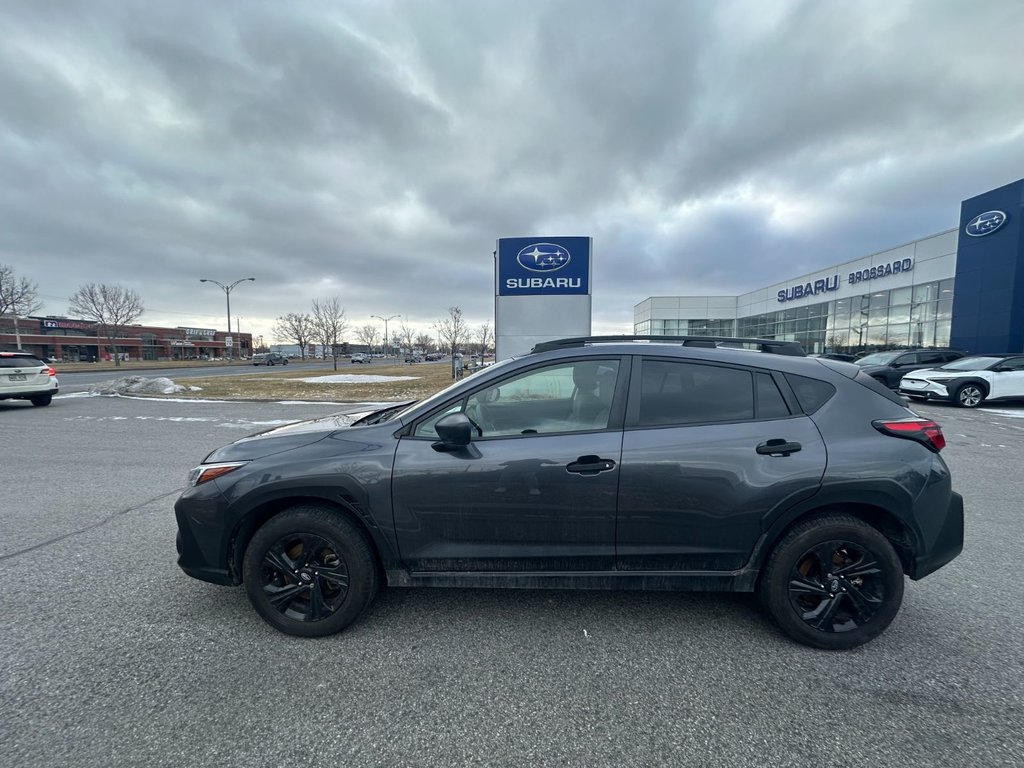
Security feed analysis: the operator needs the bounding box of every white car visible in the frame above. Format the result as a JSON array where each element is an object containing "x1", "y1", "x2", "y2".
[
  {"x1": 0, "y1": 352, "x2": 60, "y2": 407},
  {"x1": 899, "y1": 354, "x2": 1024, "y2": 408}
]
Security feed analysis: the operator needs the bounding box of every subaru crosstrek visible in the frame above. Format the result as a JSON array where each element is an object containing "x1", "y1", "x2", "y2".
[{"x1": 175, "y1": 336, "x2": 964, "y2": 649}]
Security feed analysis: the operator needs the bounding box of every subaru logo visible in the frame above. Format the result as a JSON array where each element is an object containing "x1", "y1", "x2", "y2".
[
  {"x1": 516, "y1": 243, "x2": 571, "y2": 272},
  {"x1": 965, "y1": 210, "x2": 1007, "y2": 237}
]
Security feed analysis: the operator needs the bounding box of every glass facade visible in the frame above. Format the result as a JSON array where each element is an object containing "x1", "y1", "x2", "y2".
[{"x1": 640, "y1": 279, "x2": 955, "y2": 354}]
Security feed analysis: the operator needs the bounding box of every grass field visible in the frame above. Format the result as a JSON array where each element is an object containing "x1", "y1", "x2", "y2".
[{"x1": 156, "y1": 361, "x2": 460, "y2": 402}]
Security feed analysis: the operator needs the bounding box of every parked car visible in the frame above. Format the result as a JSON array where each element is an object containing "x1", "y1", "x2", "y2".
[
  {"x1": 899, "y1": 353, "x2": 1024, "y2": 407},
  {"x1": 0, "y1": 352, "x2": 59, "y2": 406},
  {"x1": 350, "y1": 353, "x2": 371, "y2": 364},
  {"x1": 252, "y1": 353, "x2": 289, "y2": 366},
  {"x1": 854, "y1": 349, "x2": 965, "y2": 388},
  {"x1": 175, "y1": 335, "x2": 963, "y2": 649},
  {"x1": 810, "y1": 352, "x2": 858, "y2": 362}
]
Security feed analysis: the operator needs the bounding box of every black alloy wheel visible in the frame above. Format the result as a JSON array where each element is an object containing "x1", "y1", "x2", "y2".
[
  {"x1": 243, "y1": 505, "x2": 378, "y2": 637},
  {"x1": 759, "y1": 514, "x2": 904, "y2": 649},
  {"x1": 954, "y1": 383, "x2": 985, "y2": 408}
]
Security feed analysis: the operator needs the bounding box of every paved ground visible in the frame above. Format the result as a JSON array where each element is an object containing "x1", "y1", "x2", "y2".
[{"x1": 1, "y1": 392, "x2": 1022, "y2": 767}]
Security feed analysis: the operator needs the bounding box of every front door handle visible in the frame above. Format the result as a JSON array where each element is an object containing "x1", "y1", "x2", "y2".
[
  {"x1": 756, "y1": 439, "x2": 802, "y2": 457},
  {"x1": 566, "y1": 455, "x2": 616, "y2": 475}
]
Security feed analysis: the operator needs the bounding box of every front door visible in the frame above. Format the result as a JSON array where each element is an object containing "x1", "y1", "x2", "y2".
[{"x1": 392, "y1": 358, "x2": 625, "y2": 572}]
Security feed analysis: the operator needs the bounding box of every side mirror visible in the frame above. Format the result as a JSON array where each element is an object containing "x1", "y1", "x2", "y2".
[{"x1": 432, "y1": 413, "x2": 473, "y2": 452}]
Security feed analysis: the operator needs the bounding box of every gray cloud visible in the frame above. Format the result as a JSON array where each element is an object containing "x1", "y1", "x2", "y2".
[{"x1": 2, "y1": 0, "x2": 1022, "y2": 342}]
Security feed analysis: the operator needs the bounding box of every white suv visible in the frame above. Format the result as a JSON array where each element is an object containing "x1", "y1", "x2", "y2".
[{"x1": 0, "y1": 352, "x2": 60, "y2": 407}]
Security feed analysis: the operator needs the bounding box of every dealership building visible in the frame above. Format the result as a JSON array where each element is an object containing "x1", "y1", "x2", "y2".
[
  {"x1": 0, "y1": 317, "x2": 253, "y2": 362},
  {"x1": 635, "y1": 178, "x2": 1024, "y2": 355}
]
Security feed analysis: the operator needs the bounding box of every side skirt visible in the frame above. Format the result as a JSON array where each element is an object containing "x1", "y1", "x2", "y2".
[{"x1": 385, "y1": 569, "x2": 759, "y2": 592}]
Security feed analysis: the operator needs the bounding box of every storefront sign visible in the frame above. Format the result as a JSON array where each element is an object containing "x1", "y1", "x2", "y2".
[
  {"x1": 42, "y1": 319, "x2": 95, "y2": 331},
  {"x1": 497, "y1": 238, "x2": 591, "y2": 296},
  {"x1": 179, "y1": 327, "x2": 217, "y2": 337},
  {"x1": 848, "y1": 258, "x2": 913, "y2": 285},
  {"x1": 777, "y1": 275, "x2": 840, "y2": 303}
]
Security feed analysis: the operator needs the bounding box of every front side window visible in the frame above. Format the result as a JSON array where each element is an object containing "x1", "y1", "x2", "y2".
[
  {"x1": 413, "y1": 359, "x2": 620, "y2": 438},
  {"x1": 637, "y1": 360, "x2": 754, "y2": 426}
]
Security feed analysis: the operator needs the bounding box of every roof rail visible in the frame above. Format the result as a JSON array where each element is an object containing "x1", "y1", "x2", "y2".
[{"x1": 530, "y1": 335, "x2": 807, "y2": 356}]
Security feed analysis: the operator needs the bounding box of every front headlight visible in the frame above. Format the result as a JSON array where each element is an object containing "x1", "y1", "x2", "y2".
[{"x1": 187, "y1": 461, "x2": 248, "y2": 487}]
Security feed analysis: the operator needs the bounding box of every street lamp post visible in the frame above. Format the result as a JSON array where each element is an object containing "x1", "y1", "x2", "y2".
[
  {"x1": 371, "y1": 314, "x2": 399, "y2": 357},
  {"x1": 200, "y1": 277, "x2": 255, "y2": 359}
]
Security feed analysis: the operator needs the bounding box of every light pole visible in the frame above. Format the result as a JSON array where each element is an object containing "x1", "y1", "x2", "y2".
[
  {"x1": 371, "y1": 314, "x2": 399, "y2": 357},
  {"x1": 200, "y1": 277, "x2": 255, "y2": 359}
]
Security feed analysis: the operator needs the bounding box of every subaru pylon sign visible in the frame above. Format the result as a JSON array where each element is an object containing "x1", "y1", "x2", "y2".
[
  {"x1": 495, "y1": 236, "x2": 593, "y2": 360},
  {"x1": 497, "y1": 237, "x2": 591, "y2": 296}
]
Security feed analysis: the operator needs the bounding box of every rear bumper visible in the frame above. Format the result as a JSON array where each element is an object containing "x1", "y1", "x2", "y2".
[
  {"x1": 0, "y1": 385, "x2": 59, "y2": 400},
  {"x1": 910, "y1": 492, "x2": 964, "y2": 580}
]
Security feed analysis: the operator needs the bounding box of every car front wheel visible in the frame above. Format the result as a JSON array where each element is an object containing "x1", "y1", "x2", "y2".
[
  {"x1": 954, "y1": 383, "x2": 985, "y2": 408},
  {"x1": 758, "y1": 514, "x2": 904, "y2": 649},
  {"x1": 243, "y1": 505, "x2": 379, "y2": 637}
]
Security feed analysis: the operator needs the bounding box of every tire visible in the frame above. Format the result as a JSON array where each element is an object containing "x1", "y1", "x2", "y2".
[
  {"x1": 758, "y1": 514, "x2": 904, "y2": 650},
  {"x1": 243, "y1": 505, "x2": 379, "y2": 637},
  {"x1": 954, "y1": 383, "x2": 985, "y2": 408},
  {"x1": 30, "y1": 394, "x2": 52, "y2": 407}
]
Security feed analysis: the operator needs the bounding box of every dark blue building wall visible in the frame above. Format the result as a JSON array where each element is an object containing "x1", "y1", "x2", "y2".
[{"x1": 950, "y1": 179, "x2": 1024, "y2": 353}]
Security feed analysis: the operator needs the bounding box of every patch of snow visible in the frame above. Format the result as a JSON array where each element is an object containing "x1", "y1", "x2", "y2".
[
  {"x1": 90, "y1": 376, "x2": 188, "y2": 396},
  {"x1": 294, "y1": 374, "x2": 419, "y2": 384}
]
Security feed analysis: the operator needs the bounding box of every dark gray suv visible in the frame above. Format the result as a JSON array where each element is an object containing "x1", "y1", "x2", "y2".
[{"x1": 175, "y1": 336, "x2": 963, "y2": 649}]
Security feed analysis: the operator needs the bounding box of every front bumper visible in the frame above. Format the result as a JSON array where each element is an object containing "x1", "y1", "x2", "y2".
[
  {"x1": 899, "y1": 378, "x2": 952, "y2": 401},
  {"x1": 174, "y1": 487, "x2": 236, "y2": 585}
]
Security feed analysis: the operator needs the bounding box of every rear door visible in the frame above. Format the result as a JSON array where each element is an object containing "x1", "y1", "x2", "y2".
[{"x1": 615, "y1": 357, "x2": 827, "y2": 571}]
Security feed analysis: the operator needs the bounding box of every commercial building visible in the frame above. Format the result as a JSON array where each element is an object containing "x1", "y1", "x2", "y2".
[
  {"x1": 0, "y1": 316, "x2": 253, "y2": 361},
  {"x1": 635, "y1": 178, "x2": 1024, "y2": 354}
]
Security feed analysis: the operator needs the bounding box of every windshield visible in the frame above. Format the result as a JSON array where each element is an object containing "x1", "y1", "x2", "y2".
[
  {"x1": 393, "y1": 356, "x2": 520, "y2": 421},
  {"x1": 855, "y1": 352, "x2": 902, "y2": 366},
  {"x1": 937, "y1": 356, "x2": 1001, "y2": 371}
]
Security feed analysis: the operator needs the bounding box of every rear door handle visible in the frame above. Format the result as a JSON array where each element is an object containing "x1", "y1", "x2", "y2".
[
  {"x1": 566, "y1": 455, "x2": 617, "y2": 475},
  {"x1": 756, "y1": 439, "x2": 802, "y2": 456}
]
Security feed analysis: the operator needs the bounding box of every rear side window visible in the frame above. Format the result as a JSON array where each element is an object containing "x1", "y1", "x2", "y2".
[
  {"x1": 918, "y1": 351, "x2": 947, "y2": 365},
  {"x1": 637, "y1": 360, "x2": 753, "y2": 426},
  {"x1": 783, "y1": 374, "x2": 837, "y2": 413},
  {"x1": 0, "y1": 356, "x2": 43, "y2": 368},
  {"x1": 756, "y1": 373, "x2": 791, "y2": 419},
  {"x1": 852, "y1": 370, "x2": 906, "y2": 406}
]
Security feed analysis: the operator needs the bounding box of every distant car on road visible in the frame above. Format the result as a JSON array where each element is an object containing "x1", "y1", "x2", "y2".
[
  {"x1": 899, "y1": 354, "x2": 1024, "y2": 407},
  {"x1": 351, "y1": 354, "x2": 371, "y2": 364},
  {"x1": 252, "y1": 353, "x2": 289, "y2": 366}
]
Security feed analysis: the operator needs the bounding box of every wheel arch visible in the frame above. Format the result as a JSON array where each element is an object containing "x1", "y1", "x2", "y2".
[
  {"x1": 228, "y1": 492, "x2": 393, "y2": 585},
  {"x1": 751, "y1": 502, "x2": 917, "y2": 586}
]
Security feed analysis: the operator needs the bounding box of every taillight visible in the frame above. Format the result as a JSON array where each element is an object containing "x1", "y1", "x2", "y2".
[
  {"x1": 47, "y1": 366, "x2": 56, "y2": 377},
  {"x1": 872, "y1": 418, "x2": 946, "y2": 453}
]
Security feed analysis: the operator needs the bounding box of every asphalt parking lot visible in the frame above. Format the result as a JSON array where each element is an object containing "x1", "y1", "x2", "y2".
[{"x1": 1, "y1": 392, "x2": 1023, "y2": 767}]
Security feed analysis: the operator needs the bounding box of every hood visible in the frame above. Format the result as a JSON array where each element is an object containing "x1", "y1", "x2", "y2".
[
  {"x1": 203, "y1": 404, "x2": 401, "y2": 463},
  {"x1": 909, "y1": 367, "x2": 960, "y2": 379}
]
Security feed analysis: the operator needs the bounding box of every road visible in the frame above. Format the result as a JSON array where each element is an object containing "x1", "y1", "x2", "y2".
[{"x1": 1, "y1": 392, "x2": 1022, "y2": 767}]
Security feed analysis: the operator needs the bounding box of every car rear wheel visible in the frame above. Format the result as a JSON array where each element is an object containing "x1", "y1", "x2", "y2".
[
  {"x1": 243, "y1": 505, "x2": 379, "y2": 637},
  {"x1": 954, "y1": 383, "x2": 985, "y2": 408},
  {"x1": 758, "y1": 514, "x2": 904, "y2": 649},
  {"x1": 30, "y1": 394, "x2": 52, "y2": 407}
]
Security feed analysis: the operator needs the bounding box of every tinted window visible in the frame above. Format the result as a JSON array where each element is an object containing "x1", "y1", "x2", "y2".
[
  {"x1": 638, "y1": 360, "x2": 753, "y2": 426},
  {"x1": 0, "y1": 356, "x2": 43, "y2": 368},
  {"x1": 1001, "y1": 357, "x2": 1024, "y2": 371},
  {"x1": 756, "y1": 373, "x2": 791, "y2": 419},
  {"x1": 893, "y1": 354, "x2": 916, "y2": 366},
  {"x1": 918, "y1": 351, "x2": 947, "y2": 365},
  {"x1": 784, "y1": 374, "x2": 837, "y2": 413}
]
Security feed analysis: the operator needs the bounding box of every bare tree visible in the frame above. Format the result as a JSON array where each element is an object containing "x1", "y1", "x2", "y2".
[
  {"x1": 476, "y1": 321, "x2": 493, "y2": 356},
  {"x1": 272, "y1": 312, "x2": 314, "y2": 360},
  {"x1": 355, "y1": 324, "x2": 379, "y2": 354},
  {"x1": 435, "y1": 306, "x2": 469, "y2": 378},
  {"x1": 311, "y1": 297, "x2": 348, "y2": 371},
  {"x1": 398, "y1": 318, "x2": 416, "y2": 355},
  {"x1": 68, "y1": 283, "x2": 144, "y2": 367},
  {"x1": 0, "y1": 264, "x2": 42, "y2": 350},
  {"x1": 415, "y1": 333, "x2": 434, "y2": 354}
]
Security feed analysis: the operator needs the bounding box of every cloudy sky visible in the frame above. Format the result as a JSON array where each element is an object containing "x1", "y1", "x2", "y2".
[{"x1": 2, "y1": 0, "x2": 1023, "y2": 345}]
